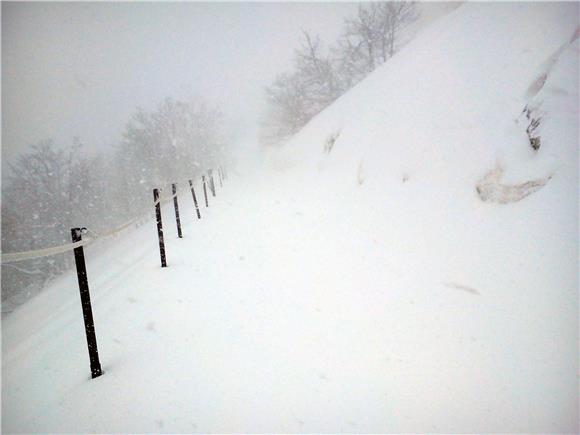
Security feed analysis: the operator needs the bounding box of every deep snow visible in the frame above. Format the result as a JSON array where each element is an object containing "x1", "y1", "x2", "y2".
[{"x1": 2, "y1": 2, "x2": 579, "y2": 433}]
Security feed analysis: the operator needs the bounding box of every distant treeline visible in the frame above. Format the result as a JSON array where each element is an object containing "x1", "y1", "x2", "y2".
[
  {"x1": 1, "y1": 97, "x2": 228, "y2": 311},
  {"x1": 260, "y1": 2, "x2": 418, "y2": 146}
]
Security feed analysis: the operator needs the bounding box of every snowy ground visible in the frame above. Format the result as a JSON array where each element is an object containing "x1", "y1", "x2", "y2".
[
  {"x1": 2, "y1": 2, "x2": 578, "y2": 433},
  {"x1": 2, "y1": 164, "x2": 578, "y2": 433}
]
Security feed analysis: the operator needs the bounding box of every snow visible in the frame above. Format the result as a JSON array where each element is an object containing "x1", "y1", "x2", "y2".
[{"x1": 2, "y1": 2, "x2": 578, "y2": 433}]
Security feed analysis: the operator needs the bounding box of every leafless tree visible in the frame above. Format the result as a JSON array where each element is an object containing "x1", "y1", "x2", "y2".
[
  {"x1": 261, "y1": 2, "x2": 418, "y2": 145},
  {"x1": 1, "y1": 139, "x2": 108, "y2": 308},
  {"x1": 336, "y1": 2, "x2": 418, "y2": 86},
  {"x1": 261, "y1": 31, "x2": 343, "y2": 145}
]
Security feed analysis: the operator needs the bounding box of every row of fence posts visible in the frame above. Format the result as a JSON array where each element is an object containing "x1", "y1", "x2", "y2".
[{"x1": 70, "y1": 166, "x2": 227, "y2": 379}]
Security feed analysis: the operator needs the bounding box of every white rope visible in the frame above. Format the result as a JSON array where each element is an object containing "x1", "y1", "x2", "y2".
[
  {"x1": 87, "y1": 190, "x2": 178, "y2": 240},
  {"x1": 1, "y1": 188, "x2": 182, "y2": 264},
  {"x1": 1, "y1": 239, "x2": 94, "y2": 264},
  {"x1": 0, "y1": 168, "x2": 225, "y2": 265}
]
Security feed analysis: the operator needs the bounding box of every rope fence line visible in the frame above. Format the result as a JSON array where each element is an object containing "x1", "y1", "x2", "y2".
[
  {"x1": 0, "y1": 170, "x2": 219, "y2": 265},
  {"x1": 3, "y1": 164, "x2": 228, "y2": 379},
  {"x1": 0, "y1": 190, "x2": 176, "y2": 264}
]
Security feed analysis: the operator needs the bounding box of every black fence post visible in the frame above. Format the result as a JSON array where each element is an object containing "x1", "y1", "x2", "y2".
[
  {"x1": 153, "y1": 188, "x2": 167, "y2": 267},
  {"x1": 208, "y1": 169, "x2": 216, "y2": 197},
  {"x1": 202, "y1": 175, "x2": 209, "y2": 207},
  {"x1": 218, "y1": 167, "x2": 223, "y2": 188},
  {"x1": 188, "y1": 179, "x2": 201, "y2": 219},
  {"x1": 172, "y1": 183, "x2": 183, "y2": 238},
  {"x1": 71, "y1": 227, "x2": 103, "y2": 379}
]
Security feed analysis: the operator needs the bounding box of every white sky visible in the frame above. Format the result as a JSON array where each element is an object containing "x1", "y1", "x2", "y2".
[{"x1": 2, "y1": 2, "x2": 358, "y2": 170}]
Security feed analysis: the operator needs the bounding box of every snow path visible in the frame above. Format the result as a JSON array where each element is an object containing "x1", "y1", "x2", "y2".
[{"x1": 3, "y1": 164, "x2": 577, "y2": 433}]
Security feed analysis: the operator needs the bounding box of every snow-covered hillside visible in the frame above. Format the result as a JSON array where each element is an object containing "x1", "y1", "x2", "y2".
[{"x1": 3, "y1": 3, "x2": 578, "y2": 433}]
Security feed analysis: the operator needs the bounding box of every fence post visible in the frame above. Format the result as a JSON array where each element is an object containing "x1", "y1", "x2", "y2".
[
  {"x1": 153, "y1": 188, "x2": 167, "y2": 267},
  {"x1": 71, "y1": 227, "x2": 103, "y2": 379},
  {"x1": 202, "y1": 175, "x2": 209, "y2": 207},
  {"x1": 218, "y1": 167, "x2": 223, "y2": 188},
  {"x1": 172, "y1": 183, "x2": 183, "y2": 238},
  {"x1": 208, "y1": 169, "x2": 216, "y2": 197},
  {"x1": 188, "y1": 179, "x2": 201, "y2": 219}
]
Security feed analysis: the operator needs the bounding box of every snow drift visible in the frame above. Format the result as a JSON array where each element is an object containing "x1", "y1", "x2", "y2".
[
  {"x1": 3, "y1": 3, "x2": 578, "y2": 433},
  {"x1": 265, "y1": 3, "x2": 579, "y2": 431}
]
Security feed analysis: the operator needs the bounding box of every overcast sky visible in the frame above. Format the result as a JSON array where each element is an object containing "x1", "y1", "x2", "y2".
[{"x1": 2, "y1": 2, "x2": 454, "y2": 174}]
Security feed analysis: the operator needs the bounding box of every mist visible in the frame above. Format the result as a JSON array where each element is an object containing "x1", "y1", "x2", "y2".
[{"x1": 2, "y1": 1, "x2": 358, "y2": 170}]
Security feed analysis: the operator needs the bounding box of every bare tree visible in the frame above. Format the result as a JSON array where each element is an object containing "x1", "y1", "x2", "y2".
[
  {"x1": 115, "y1": 96, "x2": 226, "y2": 213},
  {"x1": 261, "y1": 72, "x2": 310, "y2": 145},
  {"x1": 380, "y1": 2, "x2": 419, "y2": 58},
  {"x1": 261, "y1": 31, "x2": 344, "y2": 146},
  {"x1": 261, "y1": 3, "x2": 418, "y2": 146},
  {"x1": 336, "y1": 2, "x2": 418, "y2": 85},
  {"x1": 1, "y1": 139, "x2": 109, "y2": 309},
  {"x1": 294, "y1": 31, "x2": 342, "y2": 110}
]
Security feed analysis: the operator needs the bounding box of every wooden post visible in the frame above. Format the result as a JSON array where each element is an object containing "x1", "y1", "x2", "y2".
[
  {"x1": 208, "y1": 169, "x2": 216, "y2": 197},
  {"x1": 172, "y1": 183, "x2": 183, "y2": 238},
  {"x1": 188, "y1": 179, "x2": 201, "y2": 219},
  {"x1": 153, "y1": 188, "x2": 167, "y2": 267},
  {"x1": 71, "y1": 227, "x2": 103, "y2": 379},
  {"x1": 217, "y1": 167, "x2": 223, "y2": 188},
  {"x1": 202, "y1": 175, "x2": 209, "y2": 207}
]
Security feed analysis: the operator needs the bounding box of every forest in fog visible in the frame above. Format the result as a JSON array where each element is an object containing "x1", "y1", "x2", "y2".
[
  {"x1": 1, "y1": 2, "x2": 421, "y2": 310},
  {"x1": 2, "y1": 97, "x2": 228, "y2": 309}
]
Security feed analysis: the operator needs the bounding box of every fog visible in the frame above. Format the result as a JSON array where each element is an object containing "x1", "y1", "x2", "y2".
[
  {"x1": 2, "y1": 2, "x2": 357, "y2": 170},
  {"x1": 1, "y1": 1, "x2": 457, "y2": 309}
]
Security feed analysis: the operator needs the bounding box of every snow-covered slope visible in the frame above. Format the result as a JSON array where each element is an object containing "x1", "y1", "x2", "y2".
[
  {"x1": 275, "y1": 3, "x2": 577, "y2": 195},
  {"x1": 3, "y1": 3, "x2": 578, "y2": 433}
]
